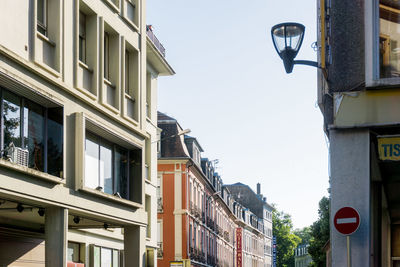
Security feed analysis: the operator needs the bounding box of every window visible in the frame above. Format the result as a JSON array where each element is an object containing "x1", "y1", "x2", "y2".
[
  {"x1": 85, "y1": 131, "x2": 141, "y2": 200},
  {"x1": 125, "y1": 50, "x2": 130, "y2": 94},
  {"x1": 92, "y1": 246, "x2": 121, "y2": 267},
  {"x1": 79, "y1": 12, "x2": 87, "y2": 63},
  {"x1": 104, "y1": 32, "x2": 110, "y2": 81},
  {"x1": 37, "y1": 0, "x2": 47, "y2": 35},
  {"x1": 68, "y1": 242, "x2": 81, "y2": 263},
  {"x1": 145, "y1": 194, "x2": 151, "y2": 238},
  {"x1": 157, "y1": 175, "x2": 162, "y2": 211},
  {"x1": 126, "y1": 0, "x2": 136, "y2": 24},
  {"x1": 379, "y1": 1, "x2": 400, "y2": 78},
  {"x1": 1, "y1": 89, "x2": 63, "y2": 177}
]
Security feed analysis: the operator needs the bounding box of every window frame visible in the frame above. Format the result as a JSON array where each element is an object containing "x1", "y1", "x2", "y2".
[
  {"x1": 0, "y1": 87, "x2": 64, "y2": 178},
  {"x1": 84, "y1": 130, "x2": 131, "y2": 198},
  {"x1": 79, "y1": 11, "x2": 87, "y2": 63},
  {"x1": 37, "y1": 0, "x2": 48, "y2": 36},
  {"x1": 91, "y1": 245, "x2": 121, "y2": 267},
  {"x1": 104, "y1": 32, "x2": 110, "y2": 81}
]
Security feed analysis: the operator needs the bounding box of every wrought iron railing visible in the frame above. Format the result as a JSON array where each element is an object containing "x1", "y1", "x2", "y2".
[{"x1": 146, "y1": 25, "x2": 166, "y2": 57}]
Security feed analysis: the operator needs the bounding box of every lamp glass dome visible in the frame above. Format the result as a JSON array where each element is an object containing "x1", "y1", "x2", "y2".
[{"x1": 271, "y1": 23, "x2": 305, "y2": 57}]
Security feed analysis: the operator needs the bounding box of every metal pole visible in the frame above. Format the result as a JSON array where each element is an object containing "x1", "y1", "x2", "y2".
[{"x1": 347, "y1": 235, "x2": 351, "y2": 267}]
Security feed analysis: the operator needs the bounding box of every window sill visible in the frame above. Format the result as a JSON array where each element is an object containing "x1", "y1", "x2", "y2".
[
  {"x1": 80, "y1": 186, "x2": 143, "y2": 209},
  {"x1": 78, "y1": 60, "x2": 93, "y2": 73},
  {"x1": 125, "y1": 93, "x2": 134, "y2": 101},
  {"x1": 104, "y1": 0, "x2": 120, "y2": 13},
  {"x1": 34, "y1": 60, "x2": 60, "y2": 78},
  {"x1": 104, "y1": 78, "x2": 116, "y2": 88},
  {"x1": 76, "y1": 85, "x2": 97, "y2": 101},
  {"x1": 0, "y1": 158, "x2": 64, "y2": 184},
  {"x1": 101, "y1": 102, "x2": 120, "y2": 114},
  {"x1": 36, "y1": 32, "x2": 56, "y2": 47},
  {"x1": 121, "y1": 16, "x2": 139, "y2": 32},
  {"x1": 122, "y1": 114, "x2": 139, "y2": 127},
  {"x1": 366, "y1": 77, "x2": 400, "y2": 89}
]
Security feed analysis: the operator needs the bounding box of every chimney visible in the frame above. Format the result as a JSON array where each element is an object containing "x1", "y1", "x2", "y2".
[
  {"x1": 263, "y1": 197, "x2": 267, "y2": 202},
  {"x1": 257, "y1": 183, "x2": 261, "y2": 195}
]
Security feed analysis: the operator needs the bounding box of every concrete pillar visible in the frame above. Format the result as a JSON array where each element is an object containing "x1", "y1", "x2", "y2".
[
  {"x1": 330, "y1": 129, "x2": 370, "y2": 267},
  {"x1": 45, "y1": 207, "x2": 68, "y2": 267},
  {"x1": 124, "y1": 225, "x2": 146, "y2": 267}
]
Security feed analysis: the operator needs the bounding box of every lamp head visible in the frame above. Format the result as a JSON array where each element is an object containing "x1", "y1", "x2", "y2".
[{"x1": 271, "y1": 22, "x2": 305, "y2": 73}]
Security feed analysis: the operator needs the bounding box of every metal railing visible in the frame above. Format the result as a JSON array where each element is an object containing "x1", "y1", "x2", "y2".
[
  {"x1": 146, "y1": 25, "x2": 166, "y2": 57},
  {"x1": 157, "y1": 197, "x2": 163, "y2": 212},
  {"x1": 157, "y1": 242, "x2": 163, "y2": 258}
]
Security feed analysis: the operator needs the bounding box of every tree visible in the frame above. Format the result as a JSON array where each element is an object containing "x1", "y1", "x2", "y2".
[
  {"x1": 308, "y1": 196, "x2": 330, "y2": 267},
  {"x1": 272, "y1": 206, "x2": 301, "y2": 267},
  {"x1": 294, "y1": 226, "x2": 312, "y2": 245}
]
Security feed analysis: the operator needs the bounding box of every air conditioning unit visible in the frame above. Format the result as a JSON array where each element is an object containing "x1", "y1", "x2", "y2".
[{"x1": 7, "y1": 143, "x2": 29, "y2": 167}]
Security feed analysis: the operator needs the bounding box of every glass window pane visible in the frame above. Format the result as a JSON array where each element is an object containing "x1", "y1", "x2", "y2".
[
  {"x1": 67, "y1": 242, "x2": 80, "y2": 262},
  {"x1": 79, "y1": 12, "x2": 86, "y2": 63},
  {"x1": 100, "y1": 141, "x2": 113, "y2": 194},
  {"x1": 112, "y1": 250, "x2": 119, "y2": 267},
  {"x1": 101, "y1": 247, "x2": 112, "y2": 267},
  {"x1": 47, "y1": 107, "x2": 63, "y2": 177},
  {"x1": 115, "y1": 146, "x2": 128, "y2": 199},
  {"x1": 85, "y1": 133, "x2": 99, "y2": 189},
  {"x1": 24, "y1": 100, "x2": 45, "y2": 171},
  {"x1": 380, "y1": 1, "x2": 400, "y2": 78},
  {"x1": 93, "y1": 246, "x2": 100, "y2": 267},
  {"x1": 37, "y1": 0, "x2": 45, "y2": 25},
  {"x1": 3, "y1": 91, "x2": 21, "y2": 150}
]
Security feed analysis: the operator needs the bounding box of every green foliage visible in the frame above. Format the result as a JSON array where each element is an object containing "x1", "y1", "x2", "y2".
[
  {"x1": 272, "y1": 206, "x2": 301, "y2": 267},
  {"x1": 294, "y1": 226, "x2": 312, "y2": 245},
  {"x1": 308, "y1": 196, "x2": 330, "y2": 267}
]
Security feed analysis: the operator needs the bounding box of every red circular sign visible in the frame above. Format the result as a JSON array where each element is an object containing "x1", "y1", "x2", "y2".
[{"x1": 334, "y1": 207, "x2": 360, "y2": 235}]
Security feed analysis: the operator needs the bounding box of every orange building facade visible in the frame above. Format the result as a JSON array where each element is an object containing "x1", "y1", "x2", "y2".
[{"x1": 157, "y1": 112, "x2": 272, "y2": 267}]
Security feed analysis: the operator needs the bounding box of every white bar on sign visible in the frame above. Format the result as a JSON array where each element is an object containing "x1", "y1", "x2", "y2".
[{"x1": 337, "y1": 217, "x2": 357, "y2": 224}]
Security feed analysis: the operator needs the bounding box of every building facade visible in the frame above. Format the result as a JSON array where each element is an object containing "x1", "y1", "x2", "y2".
[
  {"x1": 157, "y1": 112, "x2": 271, "y2": 267},
  {"x1": 316, "y1": 0, "x2": 400, "y2": 266},
  {"x1": 0, "y1": 0, "x2": 173, "y2": 266},
  {"x1": 225, "y1": 183, "x2": 273, "y2": 267},
  {"x1": 294, "y1": 244, "x2": 312, "y2": 267}
]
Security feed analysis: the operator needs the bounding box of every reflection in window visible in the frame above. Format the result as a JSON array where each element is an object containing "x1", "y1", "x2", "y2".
[
  {"x1": 92, "y1": 246, "x2": 121, "y2": 267},
  {"x1": 24, "y1": 100, "x2": 45, "y2": 171},
  {"x1": 37, "y1": 0, "x2": 47, "y2": 35},
  {"x1": 3, "y1": 91, "x2": 21, "y2": 149},
  {"x1": 67, "y1": 242, "x2": 80, "y2": 263},
  {"x1": 380, "y1": 1, "x2": 400, "y2": 78},
  {"x1": 84, "y1": 131, "x2": 135, "y2": 200},
  {"x1": 1, "y1": 89, "x2": 63, "y2": 177}
]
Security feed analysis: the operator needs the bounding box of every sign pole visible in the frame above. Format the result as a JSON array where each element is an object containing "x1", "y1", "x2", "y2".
[{"x1": 346, "y1": 235, "x2": 351, "y2": 267}]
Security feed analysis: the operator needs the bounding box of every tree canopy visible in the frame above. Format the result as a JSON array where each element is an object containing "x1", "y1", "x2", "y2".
[
  {"x1": 308, "y1": 196, "x2": 330, "y2": 267},
  {"x1": 272, "y1": 206, "x2": 301, "y2": 267}
]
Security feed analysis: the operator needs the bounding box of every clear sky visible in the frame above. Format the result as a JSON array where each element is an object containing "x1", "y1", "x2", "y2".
[{"x1": 147, "y1": 0, "x2": 329, "y2": 229}]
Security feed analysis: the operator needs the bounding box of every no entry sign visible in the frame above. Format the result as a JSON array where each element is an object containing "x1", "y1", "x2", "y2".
[{"x1": 334, "y1": 207, "x2": 360, "y2": 235}]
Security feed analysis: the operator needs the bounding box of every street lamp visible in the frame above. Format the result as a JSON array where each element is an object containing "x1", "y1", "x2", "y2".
[{"x1": 271, "y1": 22, "x2": 318, "y2": 73}]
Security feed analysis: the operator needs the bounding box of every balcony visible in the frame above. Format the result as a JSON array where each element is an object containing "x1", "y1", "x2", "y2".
[
  {"x1": 157, "y1": 198, "x2": 163, "y2": 212},
  {"x1": 146, "y1": 25, "x2": 166, "y2": 57},
  {"x1": 157, "y1": 242, "x2": 163, "y2": 258}
]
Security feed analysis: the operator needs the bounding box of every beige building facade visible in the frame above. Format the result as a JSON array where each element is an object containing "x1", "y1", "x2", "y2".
[{"x1": 0, "y1": 0, "x2": 173, "y2": 266}]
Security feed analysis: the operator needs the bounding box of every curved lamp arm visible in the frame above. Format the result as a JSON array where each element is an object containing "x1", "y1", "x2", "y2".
[{"x1": 293, "y1": 60, "x2": 319, "y2": 68}]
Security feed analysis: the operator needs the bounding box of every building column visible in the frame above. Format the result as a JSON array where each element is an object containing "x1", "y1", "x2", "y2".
[
  {"x1": 124, "y1": 225, "x2": 146, "y2": 267},
  {"x1": 330, "y1": 129, "x2": 370, "y2": 267},
  {"x1": 45, "y1": 206, "x2": 68, "y2": 267}
]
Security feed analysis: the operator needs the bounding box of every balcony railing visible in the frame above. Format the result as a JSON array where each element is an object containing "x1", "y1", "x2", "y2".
[
  {"x1": 146, "y1": 25, "x2": 166, "y2": 57},
  {"x1": 157, "y1": 197, "x2": 163, "y2": 212},
  {"x1": 157, "y1": 242, "x2": 163, "y2": 258}
]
